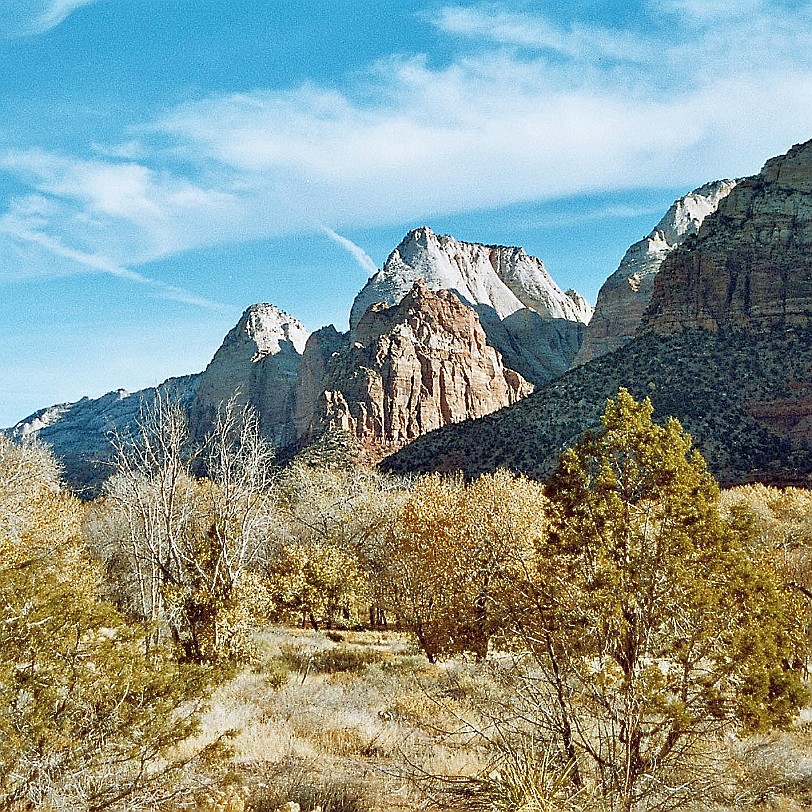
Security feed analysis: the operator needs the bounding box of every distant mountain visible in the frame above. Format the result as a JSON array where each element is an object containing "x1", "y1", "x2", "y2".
[
  {"x1": 8, "y1": 375, "x2": 199, "y2": 494},
  {"x1": 9, "y1": 302, "x2": 307, "y2": 493},
  {"x1": 351, "y1": 226, "x2": 591, "y2": 386},
  {"x1": 350, "y1": 225, "x2": 591, "y2": 327},
  {"x1": 383, "y1": 140, "x2": 812, "y2": 486},
  {"x1": 575, "y1": 180, "x2": 736, "y2": 365},
  {"x1": 293, "y1": 280, "x2": 531, "y2": 454},
  {"x1": 9, "y1": 228, "x2": 579, "y2": 487},
  {"x1": 189, "y1": 303, "x2": 309, "y2": 447},
  {"x1": 13, "y1": 136, "x2": 812, "y2": 491}
]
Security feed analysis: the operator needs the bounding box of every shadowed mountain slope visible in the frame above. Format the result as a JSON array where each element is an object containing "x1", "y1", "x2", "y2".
[{"x1": 381, "y1": 327, "x2": 812, "y2": 486}]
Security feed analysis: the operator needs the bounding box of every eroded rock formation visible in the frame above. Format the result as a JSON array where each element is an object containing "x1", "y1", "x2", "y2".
[
  {"x1": 644, "y1": 140, "x2": 812, "y2": 333},
  {"x1": 351, "y1": 226, "x2": 591, "y2": 385},
  {"x1": 296, "y1": 280, "x2": 531, "y2": 452},
  {"x1": 191, "y1": 303, "x2": 309, "y2": 446},
  {"x1": 575, "y1": 180, "x2": 736, "y2": 365}
]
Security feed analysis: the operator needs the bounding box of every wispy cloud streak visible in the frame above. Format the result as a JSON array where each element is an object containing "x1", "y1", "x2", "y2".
[
  {"x1": 320, "y1": 227, "x2": 379, "y2": 275},
  {"x1": 432, "y1": 5, "x2": 652, "y2": 62},
  {"x1": 34, "y1": 0, "x2": 101, "y2": 32},
  {"x1": 2, "y1": 221, "x2": 228, "y2": 311},
  {"x1": 0, "y1": 0, "x2": 102, "y2": 37}
]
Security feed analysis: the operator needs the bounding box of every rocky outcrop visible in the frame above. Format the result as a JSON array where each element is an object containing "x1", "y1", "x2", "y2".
[
  {"x1": 645, "y1": 140, "x2": 812, "y2": 333},
  {"x1": 575, "y1": 180, "x2": 736, "y2": 365},
  {"x1": 350, "y1": 226, "x2": 591, "y2": 385},
  {"x1": 8, "y1": 375, "x2": 199, "y2": 494},
  {"x1": 297, "y1": 281, "x2": 531, "y2": 452},
  {"x1": 291, "y1": 325, "x2": 349, "y2": 441},
  {"x1": 191, "y1": 303, "x2": 309, "y2": 446}
]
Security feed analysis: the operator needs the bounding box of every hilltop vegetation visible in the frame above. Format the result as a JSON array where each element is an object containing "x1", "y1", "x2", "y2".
[
  {"x1": 1, "y1": 392, "x2": 812, "y2": 811},
  {"x1": 384, "y1": 327, "x2": 812, "y2": 487}
]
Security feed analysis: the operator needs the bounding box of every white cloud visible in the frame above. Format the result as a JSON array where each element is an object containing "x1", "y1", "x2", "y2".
[
  {"x1": 0, "y1": 0, "x2": 102, "y2": 36},
  {"x1": 321, "y1": 227, "x2": 379, "y2": 276},
  {"x1": 659, "y1": 0, "x2": 771, "y2": 22},
  {"x1": 432, "y1": 5, "x2": 652, "y2": 62},
  {"x1": 152, "y1": 53, "x2": 812, "y2": 227},
  {"x1": 3, "y1": 1, "x2": 812, "y2": 284},
  {"x1": 0, "y1": 148, "x2": 244, "y2": 262},
  {"x1": 0, "y1": 194, "x2": 228, "y2": 310}
]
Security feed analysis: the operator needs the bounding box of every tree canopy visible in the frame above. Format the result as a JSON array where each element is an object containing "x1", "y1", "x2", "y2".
[
  {"x1": 0, "y1": 436, "x2": 222, "y2": 810},
  {"x1": 516, "y1": 389, "x2": 808, "y2": 810}
]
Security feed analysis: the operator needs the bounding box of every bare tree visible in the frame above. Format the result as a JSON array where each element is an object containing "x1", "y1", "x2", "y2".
[
  {"x1": 103, "y1": 393, "x2": 199, "y2": 653},
  {"x1": 97, "y1": 394, "x2": 278, "y2": 662}
]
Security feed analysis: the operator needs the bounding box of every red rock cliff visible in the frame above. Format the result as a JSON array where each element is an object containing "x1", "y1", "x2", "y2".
[
  {"x1": 644, "y1": 140, "x2": 812, "y2": 333},
  {"x1": 295, "y1": 280, "x2": 531, "y2": 451}
]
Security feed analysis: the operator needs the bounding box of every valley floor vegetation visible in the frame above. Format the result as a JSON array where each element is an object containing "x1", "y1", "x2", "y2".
[{"x1": 2, "y1": 391, "x2": 812, "y2": 811}]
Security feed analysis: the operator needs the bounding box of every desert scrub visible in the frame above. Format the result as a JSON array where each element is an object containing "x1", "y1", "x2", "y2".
[{"x1": 247, "y1": 758, "x2": 373, "y2": 812}]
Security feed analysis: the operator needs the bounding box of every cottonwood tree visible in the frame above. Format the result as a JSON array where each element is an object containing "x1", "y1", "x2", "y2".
[
  {"x1": 266, "y1": 462, "x2": 401, "y2": 628},
  {"x1": 98, "y1": 395, "x2": 276, "y2": 662},
  {"x1": 381, "y1": 471, "x2": 545, "y2": 661},
  {"x1": 511, "y1": 390, "x2": 807, "y2": 811},
  {"x1": 0, "y1": 436, "x2": 222, "y2": 811}
]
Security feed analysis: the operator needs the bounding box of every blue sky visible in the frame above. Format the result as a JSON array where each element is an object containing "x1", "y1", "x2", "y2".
[{"x1": 3, "y1": 0, "x2": 812, "y2": 426}]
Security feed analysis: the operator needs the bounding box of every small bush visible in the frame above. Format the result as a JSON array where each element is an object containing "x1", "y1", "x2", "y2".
[
  {"x1": 248, "y1": 759, "x2": 370, "y2": 812},
  {"x1": 277, "y1": 644, "x2": 388, "y2": 676}
]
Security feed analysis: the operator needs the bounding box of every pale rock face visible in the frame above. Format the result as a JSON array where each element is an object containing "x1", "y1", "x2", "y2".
[
  {"x1": 351, "y1": 226, "x2": 592, "y2": 327},
  {"x1": 191, "y1": 303, "x2": 310, "y2": 446},
  {"x1": 8, "y1": 377, "x2": 199, "y2": 493},
  {"x1": 351, "y1": 226, "x2": 591, "y2": 385},
  {"x1": 645, "y1": 139, "x2": 812, "y2": 333},
  {"x1": 290, "y1": 325, "x2": 349, "y2": 442},
  {"x1": 575, "y1": 179, "x2": 737, "y2": 365},
  {"x1": 297, "y1": 280, "x2": 532, "y2": 451}
]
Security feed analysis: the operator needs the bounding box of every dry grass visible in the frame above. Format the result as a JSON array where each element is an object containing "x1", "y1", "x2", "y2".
[
  {"x1": 174, "y1": 625, "x2": 812, "y2": 812},
  {"x1": 190, "y1": 626, "x2": 499, "y2": 812}
]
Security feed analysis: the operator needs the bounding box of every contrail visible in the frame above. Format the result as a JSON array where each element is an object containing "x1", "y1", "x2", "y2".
[
  {"x1": 320, "y1": 226, "x2": 379, "y2": 276},
  {"x1": 7, "y1": 226, "x2": 229, "y2": 312}
]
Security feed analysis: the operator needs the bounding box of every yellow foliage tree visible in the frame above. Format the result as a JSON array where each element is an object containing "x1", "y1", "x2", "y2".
[
  {"x1": 0, "y1": 437, "x2": 222, "y2": 810},
  {"x1": 381, "y1": 470, "x2": 546, "y2": 661},
  {"x1": 266, "y1": 462, "x2": 401, "y2": 628}
]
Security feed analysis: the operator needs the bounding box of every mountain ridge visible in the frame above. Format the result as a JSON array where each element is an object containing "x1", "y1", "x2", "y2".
[
  {"x1": 575, "y1": 179, "x2": 737, "y2": 365},
  {"x1": 382, "y1": 139, "x2": 812, "y2": 485}
]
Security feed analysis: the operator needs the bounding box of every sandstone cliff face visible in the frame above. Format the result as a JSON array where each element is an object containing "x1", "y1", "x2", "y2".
[
  {"x1": 644, "y1": 140, "x2": 812, "y2": 333},
  {"x1": 290, "y1": 325, "x2": 349, "y2": 441},
  {"x1": 350, "y1": 226, "x2": 591, "y2": 385},
  {"x1": 191, "y1": 303, "x2": 309, "y2": 446},
  {"x1": 575, "y1": 180, "x2": 736, "y2": 365},
  {"x1": 297, "y1": 280, "x2": 531, "y2": 451}
]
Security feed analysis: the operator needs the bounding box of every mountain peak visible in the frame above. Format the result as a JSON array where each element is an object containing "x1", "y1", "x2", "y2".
[
  {"x1": 402, "y1": 225, "x2": 435, "y2": 243},
  {"x1": 235, "y1": 303, "x2": 310, "y2": 359},
  {"x1": 644, "y1": 139, "x2": 812, "y2": 333},
  {"x1": 574, "y1": 179, "x2": 737, "y2": 365},
  {"x1": 350, "y1": 227, "x2": 591, "y2": 329},
  {"x1": 760, "y1": 137, "x2": 812, "y2": 191}
]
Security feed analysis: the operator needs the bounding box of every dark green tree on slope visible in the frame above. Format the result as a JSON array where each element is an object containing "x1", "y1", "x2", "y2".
[{"x1": 515, "y1": 389, "x2": 807, "y2": 811}]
